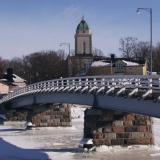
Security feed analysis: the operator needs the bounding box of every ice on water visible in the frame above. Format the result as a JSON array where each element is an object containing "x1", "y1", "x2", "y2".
[{"x1": 0, "y1": 106, "x2": 160, "y2": 160}]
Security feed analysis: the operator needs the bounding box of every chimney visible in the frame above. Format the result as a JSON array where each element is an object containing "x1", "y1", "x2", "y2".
[
  {"x1": 7, "y1": 68, "x2": 13, "y2": 82},
  {"x1": 110, "y1": 54, "x2": 115, "y2": 61}
]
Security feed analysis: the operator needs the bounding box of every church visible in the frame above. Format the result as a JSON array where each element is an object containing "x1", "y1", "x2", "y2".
[
  {"x1": 68, "y1": 16, "x2": 104, "y2": 77},
  {"x1": 75, "y1": 15, "x2": 93, "y2": 56},
  {"x1": 68, "y1": 16, "x2": 149, "y2": 77}
]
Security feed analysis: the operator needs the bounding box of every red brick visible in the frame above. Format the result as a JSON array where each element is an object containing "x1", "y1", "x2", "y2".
[
  {"x1": 139, "y1": 126, "x2": 147, "y2": 132},
  {"x1": 41, "y1": 112, "x2": 46, "y2": 116},
  {"x1": 146, "y1": 126, "x2": 152, "y2": 132},
  {"x1": 135, "y1": 115, "x2": 149, "y2": 120},
  {"x1": 124, "y1": 114, "x2": 135, "y2": 121},
  {"x1": 51, "y1": 122, "x2": 57, "y2": 126},
  {"x1": 57, "y1": 122, "x2": 61, "y2": 126},
  {"x1": 137, "y1": 138, "x2": 151, "y2": 144},
  {"x1": 112, "y1": 126, "x2": 124, "y2": 132},
  {"x1": 93, "y1": 139, "x2": 111, "y2": 146},
  {"x1": 94, "y1": 133, "x2": 103, "y2": 139},
  {"x1": 150, "y1": 138, "x2": 154, "y2": 144},
  {"x1": 140, "y1": 126, "x2": 152, "y2": 132},
  {"x1": 124, "y1": 120, "x2": 133, "y2": 126},
  {"x1": 32, "y1": 117, "x2": 36, "y2": 120},
  {"x1": 65, "y1": 108, "x2": 71, "y2": 112},
  {"x1": 47, "y1": 122, "x2": 51, "y2": 126}
]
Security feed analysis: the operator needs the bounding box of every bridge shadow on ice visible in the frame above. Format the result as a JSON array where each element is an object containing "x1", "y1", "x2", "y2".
[
  {"x1": 0, "y1": 137, "x2": 77, "y2": 160},
  {"x1": 0, "y1": 137, "x2": 49, "y2": 160}
]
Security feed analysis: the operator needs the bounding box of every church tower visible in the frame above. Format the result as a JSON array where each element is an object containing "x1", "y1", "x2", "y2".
[{"x1": 75, "y1": 16, "x2": 93, "y2": 56}]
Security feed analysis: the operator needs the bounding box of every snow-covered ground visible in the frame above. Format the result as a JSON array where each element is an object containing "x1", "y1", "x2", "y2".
[{"x1": 0, "y1": 106, "x2": 160, "y2": 160}]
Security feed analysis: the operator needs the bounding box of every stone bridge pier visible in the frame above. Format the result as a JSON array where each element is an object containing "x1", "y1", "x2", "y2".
[
  {"x1": 0, "y1": 104, "x2": 72, "y2": 127},
  {"x1": 83, "y1": 108, "x2": 154, "y2": 146},
  {"x1": 27, "y1": 104, "x2": 72, "y2": 127}
]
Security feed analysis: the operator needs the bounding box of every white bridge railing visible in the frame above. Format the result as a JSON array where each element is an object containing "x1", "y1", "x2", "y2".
[{"x1": 1, "y1": 75, "x2": 160, "y2": 104}]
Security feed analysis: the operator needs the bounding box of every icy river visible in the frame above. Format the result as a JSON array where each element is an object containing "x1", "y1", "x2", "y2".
[{"x1": 0, "y1": 107, "x2": 160, "y2": 160}]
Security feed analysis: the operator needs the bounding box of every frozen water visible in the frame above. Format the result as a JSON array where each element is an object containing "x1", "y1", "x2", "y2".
[{"x1": 0, "y1": 107, "x2": 160, "y2": 159}]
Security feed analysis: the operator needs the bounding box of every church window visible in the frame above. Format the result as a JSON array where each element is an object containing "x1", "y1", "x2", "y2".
[{"x1": 82, "y1": 42, "x2": 86, "y2": 54}]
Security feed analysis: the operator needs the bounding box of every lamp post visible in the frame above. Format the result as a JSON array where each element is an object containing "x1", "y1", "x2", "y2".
[
  {"x1": 136, "y1": 8, "x2": 152, "y2": 75},
  {"x1": 60, "y1": 43, "x2": 70, "y2": 56},
  {"x1": 60, "y1": 43, "x2": 71, "y2": 77}
]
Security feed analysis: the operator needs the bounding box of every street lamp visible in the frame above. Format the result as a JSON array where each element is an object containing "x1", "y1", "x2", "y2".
[
  {"x1": 60, "y1": 43, "x2": 71, "y2": 77},
  {"x1": 60, "y1": 43, "x2": 70, "y2": 56},
  {"x1": 136, "y1": 8, "x2": 152, "y2": 75}
]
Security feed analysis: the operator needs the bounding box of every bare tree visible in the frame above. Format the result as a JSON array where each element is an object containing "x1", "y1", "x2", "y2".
[
  {"x1": 119, "y1": 37, "x2": 137, "y2": 58},
  {"x1": 4, "y1": 57, "x2": 24, "y2": 77},
  {"x1": 57, "y1": 49, "x2": 67, "y2": 60},
  {"x1": 0, "y1": 57, "x2": 6, "y2": 77},
  {"x1": 134, "y1": 41, "x2": 150, "y2": 59},
  {"x1": 70, "y1": 49, "x2": 75, "y2": 56},
  {"x1": 93, "y1": 48, "x2": 104, "y2": 56},
  {"x1": 22, "y1": 50, "x2": 68, "y2": 84},
  {"x1": 69, "y1": 58, "x2": 85, "y2": 77},
  {"x1": 152, "y1": 43, "x2": 160, "y2": 72}
]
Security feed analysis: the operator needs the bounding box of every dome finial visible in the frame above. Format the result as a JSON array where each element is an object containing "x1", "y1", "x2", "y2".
[
  {"x1": 82, "y1": 14, "x2": 85, "y2": 21},
  {"x1": 81, "y1": 14, "x2": 86, "y2": 23}
]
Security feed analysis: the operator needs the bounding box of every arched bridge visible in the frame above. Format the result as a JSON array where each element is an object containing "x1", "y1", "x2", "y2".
[{"x1": 1, "y1": 75, "x2": 160, "y2": 118}]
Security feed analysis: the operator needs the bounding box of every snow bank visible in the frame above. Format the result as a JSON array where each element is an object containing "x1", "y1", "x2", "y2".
[
  {"x1": 24, "y1": 121, "x2": 35, "y2": 127},
  {"x1": 80, "y1": 138, "x2": 93, "y2": 145},
  {"x1": 71, "y1": 105, "x2": 88, "y2": 119}
]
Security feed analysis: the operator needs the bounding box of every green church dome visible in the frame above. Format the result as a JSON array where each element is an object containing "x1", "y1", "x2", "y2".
[{"x1": 76, "y1": 16, "x2": 90, "y2": 31}]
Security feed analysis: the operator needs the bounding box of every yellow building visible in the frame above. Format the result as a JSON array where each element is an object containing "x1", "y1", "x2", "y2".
[{"x1": 87, "y1": 58, "x2": 149, "y2": 76}]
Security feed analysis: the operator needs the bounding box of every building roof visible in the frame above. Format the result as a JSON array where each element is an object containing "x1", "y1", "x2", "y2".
[
  {"x1": 91, "y1": 58, "x2": 146, "y2": 68},
  {"x1": 91, "y1": 61, "x2": 112, "y2": 67},
  {"x1": 1, "y1": 73, "x2": 26, "y2": 83},
  {"x1": 76, "y1": 16, "x2": 90, "y2": 30},
  {"x1": 113, "y1": 58, "x2": 145, "y2": 65},
  {"x1": 122, "y1": 60, "x2": 140, "y2": 66}
]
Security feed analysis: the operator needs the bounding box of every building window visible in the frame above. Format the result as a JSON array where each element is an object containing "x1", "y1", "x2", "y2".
[
  {"x1": 82, "y1": 42, "x2": 86, "y2": 54},
  {"x1": 116, "y1": 63, "x2": 123, "y2": 69}
]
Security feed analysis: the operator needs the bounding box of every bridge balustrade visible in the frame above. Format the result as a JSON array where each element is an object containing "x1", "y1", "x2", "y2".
[{"x1": 0, "y1": 75, "x2": 160, "y2": 104}]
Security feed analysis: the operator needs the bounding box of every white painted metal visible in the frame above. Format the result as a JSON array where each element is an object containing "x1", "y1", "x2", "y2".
[
  {"x1": 128, "y1": 88, "x2": 138, "y2": 98},
  {"x1": 0, "y1": 75, "x2": 160, "y2": 104}
]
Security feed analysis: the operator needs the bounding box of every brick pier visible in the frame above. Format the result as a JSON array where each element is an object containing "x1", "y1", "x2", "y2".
[
  {"x1": 29, "y1": 104, "x2": 71, "y2": 127},
  {"x1": 1, "y1": 104, "x2": 72, "y2": 127},
  {"x1": 84, "y1": 108, "x2": 154, "y2": 146}
]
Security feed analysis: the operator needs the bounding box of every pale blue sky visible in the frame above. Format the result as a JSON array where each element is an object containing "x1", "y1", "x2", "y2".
[{"x1": 0, "y1": 0, "x2": 160, "y2": 59}]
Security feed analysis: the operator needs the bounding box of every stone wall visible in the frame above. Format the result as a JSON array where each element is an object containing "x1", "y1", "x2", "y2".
[
  {"x1": 30, "y1": 104, "x2": 71, "y2": 127},
  {"x1": 2, "y1": 104, "x2": 72, "y2": 127},
  {"x1": 84, "y1": 108, "x2": 154, "y2": 146},
  {"x1": 5, "y1": 108, "x2": 28, "y2": 121}
]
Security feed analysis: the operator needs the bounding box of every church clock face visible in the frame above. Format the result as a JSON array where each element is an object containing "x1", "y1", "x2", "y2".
[{"x1": 75, "y1": 16, "x2": 92, "y2": 56}]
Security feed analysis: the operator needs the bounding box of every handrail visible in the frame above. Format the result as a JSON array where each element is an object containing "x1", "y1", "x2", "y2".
[{"x1": 0, "y1": 75, "x2": 160, "y2": 104}]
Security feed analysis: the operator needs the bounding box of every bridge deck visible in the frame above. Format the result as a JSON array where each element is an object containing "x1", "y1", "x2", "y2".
[{"x1": 0, "y1": 75, "x2": 160, "y2": 118}]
